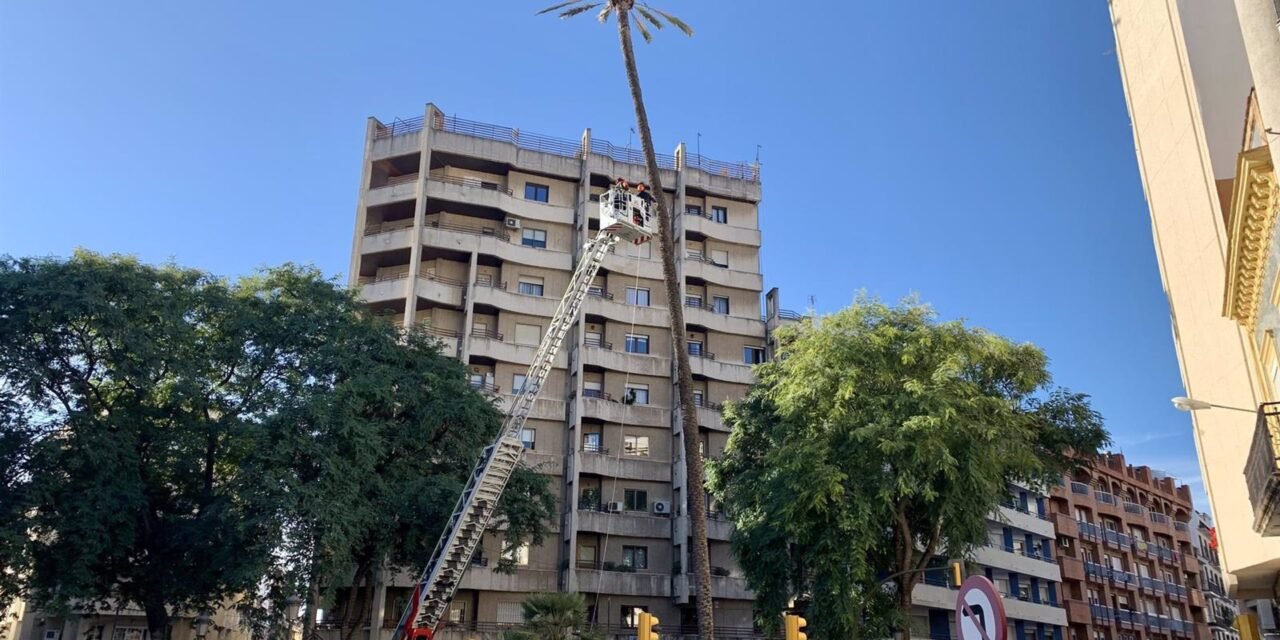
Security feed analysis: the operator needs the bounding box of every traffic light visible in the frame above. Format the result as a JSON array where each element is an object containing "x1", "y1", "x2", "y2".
[
  {"x1": 637, "y1": 611, "x2": 660, "y2": 640},
  {"x1": 784, "y1": 613, "x2": 807, "y2": 640},
  {"x1": 952, "y1": 561, "x2": 964, "y2": 587}
]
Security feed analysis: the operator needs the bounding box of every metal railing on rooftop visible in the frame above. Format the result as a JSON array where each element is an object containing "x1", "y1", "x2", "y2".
[
  {"x1": 373, "y1": 115, "x2": 425, "y2": 139},
  {"x1": 589, "y1": 138, "x2": 678, "y2": 171},
  {"x1": 435, "y1": 114, "x2": 582, "y2": 158},
  {"x1": 686, "y1": 151, "x2": 761, "y2": 182}
]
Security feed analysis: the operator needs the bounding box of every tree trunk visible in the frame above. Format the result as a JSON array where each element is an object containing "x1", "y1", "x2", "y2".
[
  {"x1": 303, "y1": 553, "x2": 321, "y2": 640},
  {"x1": 614, "y1": 9, "x2": 714, "y2": 640},
  {"x1": 144, "y1": 596, "x2": 169, "y2": 640},
  {"x1": 340, "y1": 561, "x2": 372, "y2": 640}
]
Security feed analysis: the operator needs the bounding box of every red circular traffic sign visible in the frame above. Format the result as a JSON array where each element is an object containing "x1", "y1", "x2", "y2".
[{"x1": 955, "y1": 576, "x2": 1008, "y2": 640}]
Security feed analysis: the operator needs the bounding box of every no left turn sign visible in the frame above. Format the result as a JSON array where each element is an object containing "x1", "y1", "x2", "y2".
[{"x1": 955, "y1": 575, "x2": 1008, "y2": 640}]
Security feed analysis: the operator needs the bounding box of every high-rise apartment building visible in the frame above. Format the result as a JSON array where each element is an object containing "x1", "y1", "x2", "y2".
[
  {"x1": 912, "y1": 486, "x2": 1069, "y2": 640},
  {"x1": 1104, "y1": 0, "x2": 1280, "y2": 603},
  {"x1": 341, "y1": 103, "x2": 794, "y2": 639},
  {"x1": 1048, "y1": 454, "x2": 1209, "y2": 640},
  {"x1": 1192, "y1": 513, "x2": 1239, "y2": 640}
]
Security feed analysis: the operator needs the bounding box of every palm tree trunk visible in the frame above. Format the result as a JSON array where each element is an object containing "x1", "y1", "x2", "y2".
[{"x1": 614, "y1": 8, "x2": 714, "y2": 640}]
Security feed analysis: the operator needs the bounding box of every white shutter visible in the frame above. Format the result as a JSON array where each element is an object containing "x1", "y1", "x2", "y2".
[{"x1": 496, "y1": 601, "x2": 524, "y2": 624}]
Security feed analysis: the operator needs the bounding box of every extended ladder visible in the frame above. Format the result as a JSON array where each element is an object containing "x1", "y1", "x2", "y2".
[{"x1": 392, "y1": 186, "x2": 654, "y2": 640}]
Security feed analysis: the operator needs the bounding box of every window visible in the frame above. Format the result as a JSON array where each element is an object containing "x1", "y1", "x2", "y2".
[
  {"x1": 693, "y1": 389, "x2": 705, "y2": 406},
  {"x1": 479, "y1": 180, "x2": 500, "y2": 191},
  {"x1": 686, "y1": 204, "x2": 703, "y2": 216},
  {"x1": 622, "y1": 546, "x2": 649, "y2": 570},
  {"x1": 502, "y1": 540, "x2": 529, "y2": 565},
  {"x1": 621, "y1": 606, "x2": 648, "y2": 628},
  {"x1": 1012, "y1": 538, "x2": 1025, "y2": 554},
  {"x1": 497, "y1": 601, "x2": 525, "y2": 624},
  {"x1": 1039, "y1": 582, "x2": 1050, "y2": 603},
  {"x1": 584, "y1": 380, "x2": 604, "y2": 399},
  {"x1": 447, "y1": 602, "x2": 467, "y2": 624},
  {"x1": 520, "y1": 427, "x2": 536, "y2": 450},
  {"x1": 585, "y1": 330, "x2": 604, "y2": 348},
  {"x1": 624, "y1": 435, "x2": 650, "y2": 457},
  {"x1": 513, "y1": 374, "x2": 528, "y2": 394},
  {"x1": 712, "y1": 206, "x2": 727, "y2": 224},
  {"x1": 521, "y1": 228, "x2": 547, "y2": 248},
  {"x1": 712, "y1": 296, "x2": 730, "y2": 314},
  {"x1": 744, "y1": 346, "x2": 766, "y2": 364},
  {"x1": 995, "y1": 577, "x2": 1011, "y2": 597},
  {"x1": 524, "y1": 182, "x2": 549, "y2": 202},
  {"x1": 624, "y1": 489, "x2": 648, "y2": 511},
  {"x1": 626, "y1": 287, "x2": 651, "y2": 306},
  {"x1": 515, "y1": 323, "x2": 541, "y2": 346},
  {"x1": 517, "y1": 276, "x2": 544, "y2": 296},
  {"x1": 113, "y1": 629, "x2": 148, "y2": 640},
  {"x1": 625, "y1": 333, "x2": 650, "y2": 354},
  {"x1": 688, "y1": 340, "x2": 704, "y2": 357},
  {"x1": 711, "y1": 249, "x2": 729, "y2": 267},
  {"x1": 583, "y1": 431, "x2": 603, "y2": 453},
  {"x1": 625, "y1": 384, "x2": 649, "y2": 405}
]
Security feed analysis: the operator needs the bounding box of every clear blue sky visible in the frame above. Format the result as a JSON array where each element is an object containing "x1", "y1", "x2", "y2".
[{"x1": 0, "y1": 1, "x2": 1205, "y2": 506}]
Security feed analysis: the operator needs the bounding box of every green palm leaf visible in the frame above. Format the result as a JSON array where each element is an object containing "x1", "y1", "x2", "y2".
[
  {"x1": 536, "y1": 0, "x2": 584, "y2": 16},
  {"x1": 634, "y1": 5, "x2": 665, "y2": 31},
  {"x1": 650, "y1": 6, "x2": 694, "y2": 36},
  {"x1": 597, "y1": 5, "x2": 612, "y2": 23},
  {"x1": 633, "y1": 13, "x2": 653, "y2": 43},
  {"x1": 559, "y1": 3, "x2": 600, "y2": 18}
]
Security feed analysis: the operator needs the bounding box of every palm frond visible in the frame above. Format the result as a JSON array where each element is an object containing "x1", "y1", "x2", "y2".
[
  {"x1": 650, "y1": 6, "x2": 694, "y2": 36},
  {"x1": 632, "y1": 13, "x2": 654, "y2": 43},
  {"x1": 536, "y1": 0, "x2": 584, "y2": 16},
  {"x1": 559, "y1": 3, "x2": 600, "y2": 18},
  {"x1": 634, "y1": 5, "x2": 665, "y2": 32},
  {"x1": 597, "y1": 5, "x2": 612, "y2": 23}
]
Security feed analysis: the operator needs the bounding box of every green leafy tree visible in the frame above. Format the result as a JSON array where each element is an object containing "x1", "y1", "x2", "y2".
[
  {"x1": 709, "y1": 297, "x2": 1110, "y2": 640},
  {"x1": 534, "y1": 2, "x2": 714, "y2": 637},
  {"x1": 0, "y1": 253, "x2": 557, "y2": 640},
  {"x1": 503, "y1": 593, "x2": 602, "y2": 640}
]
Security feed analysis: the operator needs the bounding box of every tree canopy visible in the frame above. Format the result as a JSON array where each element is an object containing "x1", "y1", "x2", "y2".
[
  {"x1": 0, "y1": 252, "x2": 555, "y2": 640},
  {"x1": 709, "y1": 297, "x2": 1110, "y2": 640}
]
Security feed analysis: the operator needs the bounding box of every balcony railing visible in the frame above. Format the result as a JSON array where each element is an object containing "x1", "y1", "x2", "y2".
[
  {"x1": 1124, "y1": 501, "x2": 1145, "y2": 514},
  {"x1": 693, "y1": 396, "x2": 723, "y2": 411},
  {"x1": 427, "y1": 171, "x2": 513, "y2": 196},
  {"x1": 1174, "y1": 521, "x2": 1189, "y2": 533},
  {"x1": 363, "y1": 218, "x2": 416, "y2": 235},
  {"x1": 424, "y1": 326, "x2": 462, "y2": 339},
  {"x1": 474, "y1": 274, "x2": 506, "y2": 290},
  {"x1": 685, "y1": 251, "x2": 728, "y2": 268},
  {"x1": 471, "y1": 327, "x2": 504, "y2": 341},
  {"x1": 1071, "y1": 482, "x2": 1090, "y2": 495},
  {"x1": 776, "y1": 309, "x2": 804, "y2": 321},
  {"x1": 688, "y1": 345, "x2": 717, "y2": 360},
  {"x1": 1150, "y1": 512, "x2": 1169, "y2": 525},
  {"x1": 582, "y1": 442, "x2": 609, "y2": 455},
  {"x1": 582, "y1": 389, "x2": 612, "y2": 401},
  {"x1": 373, "y1": 115, "x2": 425, "y2": 139},
  {"x1": 584, "y1": 336, "x2": 613, "y2": 350},
  {"x1": 588, "y1": 286, "x2": 614, "y2": 300},
  {"x1": 1096, "y1": 491, "x2": 1117, "y2": 505},
  {"x1": 426, "y1": 218, "x2": 510, "y2": 241},
  {"x1": 467, "y1": 380, "x2": 501, "y2": 394},
  {"x1": 1246, "y1": 402, "x2": 1280, "y2": 535}
]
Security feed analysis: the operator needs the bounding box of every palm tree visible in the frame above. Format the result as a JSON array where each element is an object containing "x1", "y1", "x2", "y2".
[
  {"x1": 535, "y1": 2, "x2": 714, "y2": 639},
  {"x1": 505, "y1": 593, "x2": 601, "y2": 640}
]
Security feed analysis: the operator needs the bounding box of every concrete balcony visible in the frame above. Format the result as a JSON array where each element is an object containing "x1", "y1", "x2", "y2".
[
  {"x1": 696, "y1": 575, "x2": 753, "y2": 601},
  {"x1": 577, "y1": 452, "x2": 671, "y2": 482},
  {"x1": 1246, "y1": 403, "x2": 1280, "y2": 536},
  {"x1": 1189, "y1": 589, "x2": 1205, "y2": 609},
  {"x1": 361, "y1": 223, "x2": 416, "y2": 254},
  {"x1": 706, "y1": 514, "x2": 734, "y2": 541},
  {"x1": 365, "y1": 180, "x2": 417, "y2": 207},
  {"x1": 458, "y1": 565, "x2": 559, "y2": 593},
  {"x1": 584, "y1": 294, "x2": 670, "y2": 329},
  {"x1": 370, "y1": 128, "x2": 423, "y2": 161},
  {"x1": 602, "y1": 250, "x2": 664, "y2": 281},
  {"x1": 496, "y1": 394, "x2": 566, "y2": 422},
  {"x1": 683, "y1": 258, "x2": 763, "y2": 292},
  {"x1": 682, "y1": 162, "x2": 762, "y2": 203},
  {"x1": 1003, "y1": 598, "x2": 1067, "y2": 626},
  {"x1": 580, "y1": 346, "x2": 670, "y2": 378},
  {"x1": 697, "y1": 405, "x2": 728, "y2": 432},
  {"x1": 469, "y1": 336, "x2": 568, "y2": 369},
  {"x1": 433, "y1": 128, "x2": 582, "y2": 181},
  {"x1": 688, "y1": 354, "x2": 755, "y2": 385},
  {"x1": 973, "y1": 545, "x2": 1062, "y2": 582},
  {"x1": 997, "y1": 505, "x2": 1055, "y2": 538},
  {"x1": 576, "y1": 509, "x2": 672, "y2": 538},
  {"x1": 681, "y1": 213, "x2": 761, "y2": 248},
  {"x1": 361, "y1": 278, "x2": 409, "y2": 305},
  {"x1": 471, "y1": 284, "x2": 559, "y2": 318},
  {"x1": 580, "y1": 397, "x2": 668, "y2": 428},
  {"x1": 416, "y1": 275, "x2": 465, "y2": 307},
  {"x1": 683, "y1": 305, "x2": 765, "y2": 338},
  {"x1": 425, "y1": 175, "x2": 573, "y2": 225},
  {"x1": 421, "y1": 223, "x2": 571, "y2": 271},
  {"x1": 573, "y1": 568, "x2": 670, "y2": 597},
  {"x1": 1065, "y1": 599, "x2": 1091, "y2": 625}
]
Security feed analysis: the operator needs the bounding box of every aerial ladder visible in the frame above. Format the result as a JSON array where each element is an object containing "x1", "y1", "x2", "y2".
[{"x1": 390, "y1": 184, "x2": 656, "y2": 640}]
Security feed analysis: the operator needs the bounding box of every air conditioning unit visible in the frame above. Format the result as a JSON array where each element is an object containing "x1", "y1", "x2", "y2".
[
  {"x1": 652, "y1": 501, "x2": 671, "y2": 516},
  {"x1": 504, "y1": 217, "x2": 521, "y2": 229},
  {"x1": 606, "y1": 501, "x2": 624, "y2": 513},
  {"x1": 45, "y1": 630, "x2": 61, "y2": 640}
]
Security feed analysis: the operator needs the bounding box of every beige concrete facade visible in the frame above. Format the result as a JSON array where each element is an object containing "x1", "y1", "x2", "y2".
[
  {"x1": 336, "y1": 104, "x2": 793, "y2": 640},
  {"x1": 1106, "y1": 0, "x2": 1280, "y2": 601}
]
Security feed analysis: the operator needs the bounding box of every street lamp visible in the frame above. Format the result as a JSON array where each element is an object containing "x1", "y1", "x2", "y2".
[
  {"x1": 194, "y1": 612, "x2": 211, "y2": 640},
  {"x1": 1170, "y1": 396, "x2": 1255, "y2": 413},
  {"x1": 284, "y1": 596, "x2": 302, "y2": 624}
]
